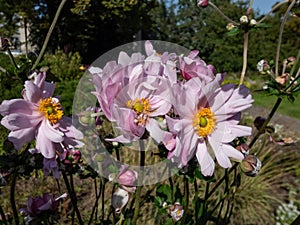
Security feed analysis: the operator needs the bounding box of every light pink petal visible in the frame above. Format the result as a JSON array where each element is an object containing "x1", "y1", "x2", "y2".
[
  {"x1": 23, "y1": 81, "x2": 43, "y2": 103},
  {"x1": 146, "y1": 118, "x2": 170, "y2": 143},
  {"x1": 207, "y1": 135, "x2": 232, "y2": 168},
  {"x1": 195, "y1": 141, "x2": 215, "y2": 176},
  {"x1": 118, "y1": 51, "x2": 131, "y2": 66},
  {"x1": 222, "y1": 144, "x2": 244, "y2": 161},
  {"x1": 36, "y1": 130, "x2": 56, "y2": 158},
  {"x1": 145, "y1": 40, "x2": 154, "y2": 56},
  {"x1": 0, "y1": 99, "x2": 37, "y2": 116},
  {"x1": 40, "y1": 119, "x2": 64, "y2": 143},
  {"x1": 1, "y1": 113, "x2": 42, "y2": 131},
  {"x1": 7, "y1": 127, "x2": 36, "y2": 150}
]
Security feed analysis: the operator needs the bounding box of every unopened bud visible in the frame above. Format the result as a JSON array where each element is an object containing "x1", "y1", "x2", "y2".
[
  {"x1": 0, "y1": 38, "x2": 9, "y2": 51},
  {"x1": 236, "y1": 143, "x2": 250, "y2": 155},
  {"x1": 257, "y1": 59, "x2": 270, "y2": 74},
  {"x1": 226, "y1": 23, "x2": 237, "y2": 31},
  {"x1": 198, "y1": 0, "x2": 209, "y2": 7},
  {"x1": 240, "y1": 15, "x2": 249, "y2": 24},
  {"x1": 287, "y1": 56, "x2": 296, "y2": 67},
  {"x1": 241, "y1": 155, "x2": 262, "y2": 177},
  {"x1": 254, "y1": 116, "x2": 266, "y2": 130},
  {"x1": 250, "y1": 19, "x2": 257, "y2": 26}
]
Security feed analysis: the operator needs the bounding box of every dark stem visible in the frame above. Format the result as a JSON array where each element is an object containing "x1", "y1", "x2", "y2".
[
  {"x1": 131, "y1": 142, "x2": 145, "y2": 225},
  {"x1": 10, "y1": 173, "x2": 19, "y2": 225},
  {"x1": 88, "y1": 178, "x2": 102, "y2": 225},
  {"x1": 62, "y1": 172, "x2": 84, "y2": 225},
  {"x1": 31, "y1": 0, "x2": 67, "y2": 70},
  {"x1": 290, "y1": 215, "x2": 300, "y2": 225},
  {"x1": 180, "y1": 176, "x2": 189, "y2": 225},
  {"x1": 249, "y1": 97, "x2": 282, "y2": 148},
  {"x1": 0, "y1": 203, "x2": 8, "y2": 225},
  {"x1": 7, "y1": 48, "x2": 19, "y2": 70}
]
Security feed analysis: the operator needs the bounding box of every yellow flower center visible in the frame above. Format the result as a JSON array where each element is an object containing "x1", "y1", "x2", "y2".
[
  {"x1": 126, "y1": 98, "x2": 151, "y2": 126},
  {"x1": 38, "y1": 97, "x2": 64, "y2": 124},
  {"x1": 192, "y1": 107, "x2": 216, "y2": 138}
]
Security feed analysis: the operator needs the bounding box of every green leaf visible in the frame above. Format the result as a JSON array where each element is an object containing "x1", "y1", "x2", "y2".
[
  {"x1": 156, "y1": 184, "x2": 172, "y2": 203},
  {"x1": 226, "y1": 27, "x2": 240, "y2": 36}
]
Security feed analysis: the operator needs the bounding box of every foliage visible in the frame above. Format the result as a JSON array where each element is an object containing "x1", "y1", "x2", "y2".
[{"x1": 39, "y1": 49, "x2": 83, "y2": 81}]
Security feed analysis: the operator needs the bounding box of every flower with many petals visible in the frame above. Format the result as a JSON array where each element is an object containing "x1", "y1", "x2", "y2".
[
  {"x1": 166, "y1": 74, "x2": 253, "y2": 176},
  {"x1": 0, "y1": 73, "x2": 83, "y2": 159}
]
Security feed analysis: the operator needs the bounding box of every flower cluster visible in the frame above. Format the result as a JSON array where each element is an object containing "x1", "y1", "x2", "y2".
[
  {"x1": 0, "y1": 72, "x2": 83, "y2": 178},
  {"x1": 90, "y1": 41, "x2": 253, "y2": 177}
]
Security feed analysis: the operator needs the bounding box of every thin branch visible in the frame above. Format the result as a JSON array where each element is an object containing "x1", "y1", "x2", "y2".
[
  {"x1": 257, "y1": 0, "x2": 289, "y2": 25},
  {"x1": 31, "y1": 0, "x2": 67, "y2": 70},
  {"x1": 208, "y1": 2, "x2": 239, "y2": 26},
  {"x1": 239, "y1": 31, "x2": 249, "y2": 85},
  {"x1": 275, "y1": 0, "x2": 296, "y2": 76}
]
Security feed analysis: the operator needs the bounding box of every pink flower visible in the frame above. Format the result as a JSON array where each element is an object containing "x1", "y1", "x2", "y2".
[
  {"x1": 20, "y1": 193, "x2": 67, "y2": 217},
  {"x1": 117, "y1": 166, "x2": 138, "y2": 186},
  {"x1": 179, "y1": 50, "x2": 215, "y2": 82},
  {"x1": 0, "y1": 73, "x2": 83, "y2": 159},
  {"x1": 166, "y1": 74, "x2": 253, "y2": 176},
  {"x1": 107, "y1": 76, "x2": 173, "y2": 144}
]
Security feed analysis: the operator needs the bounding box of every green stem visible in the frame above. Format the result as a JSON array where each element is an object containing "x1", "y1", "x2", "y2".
[
  {"x1": 275, "y1": 0, "x2": 296, "y2": 76},
  {"x1": 249, "y1": 97, "x2": 282, "y2": 148},
  {"x1": 239, "y1": 31, "x2": 249, "y2": 85},
  {"x1": 62, "y1": 171, "x2": 84, "y2": 225},
  {"x1": 180, "y1": 176, "x2": 189, "y2": 225},
  {"x1": 10, "y1": 173, "x2": 19, "y2": 225},
  {"x1": 131, "y1": 141, "x2": 145, "y2": 225},
  {"x1": 208, "y1": 2, "x2": 239, "y2": 26},
  {"x1": 31, "y1": 0, "x2": 67, "y2": 70}
]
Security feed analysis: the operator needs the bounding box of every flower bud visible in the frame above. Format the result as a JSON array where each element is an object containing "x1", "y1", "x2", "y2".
[
  {"x1": 226, "y1": 23, "x2": 237, "y2": 31},
  {"x1": 236, "y1": 143, "x2": 250, "y2": 155},
  {"x1": 63, "y1": 149, "x2": 81, "y2": 164},
  {"x1": 250, "y1": 19, "x2": 257, "y2": 26},
  {"x1": 240, "y1": 15, "x2": 249, "y2": 24},
  {"x1": 254, "y1": 116, "x2": 266, "y2": 130},
  {"x1": 198, "y1": 0, "x2": 209, "y2": 7},
  {"x1": 168, "y1": 202, "x2": 184, "y2": 222},
  {"x1": 240, "y1": 155, "x2": 262, "y2": 177},
  {"x1": 112, "y1": 188, "x2": 129, "y2": 214},
  {"x1": 256, "y1": 59, "x2": 270, "y2": 74},
  {"x1": 0, "y1": 38, "x2": 9, "y2": 51},
  {"x1": 118, "y1": 168, "x2": 138, "y2": 186}
]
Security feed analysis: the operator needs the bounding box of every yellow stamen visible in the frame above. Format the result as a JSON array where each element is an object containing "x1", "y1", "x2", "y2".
[
  {"x1": 192, "y1": 107, "x2": 216, "y2": 137},
  {"x1": 38, "y1": 97, "x2": 63, "y2": 124},
  {"x1": 126, "y1": 98, "x2": 152, "y2": 126}
]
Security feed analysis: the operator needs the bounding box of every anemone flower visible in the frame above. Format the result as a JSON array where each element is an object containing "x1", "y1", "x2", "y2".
[
  {"x1": 0, "y1": 73, "x2": 83, "y2": 159},
  {"x1": 108, "y1": 76, "x2": 172, "y2": 144},
  {"x1": 166, "y1": 74, "x2": 253, "y2": 176}
]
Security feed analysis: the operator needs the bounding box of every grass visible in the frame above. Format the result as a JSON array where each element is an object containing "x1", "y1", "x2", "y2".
[{"x1": 252, "y1": 92, "x2": 300, "y2": 119}]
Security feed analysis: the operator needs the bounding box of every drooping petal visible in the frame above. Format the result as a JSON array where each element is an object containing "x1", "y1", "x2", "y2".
[
  {"x1": 1, "y1": 112, "x2": 43, "y2": 131},
  {"x1": 195, "y1": 141, "x2": 215, "y2": 176},
  {"x1": 0, "y1": 99, "x2": 37, "y2": 116},
  {"x1": 7, "y1": 127, "x2": 36, "y2": 150},
  {"x1": 207, "y1": 135, "x2": 232, "y2": 168},
  {"x1": 40, "y1": 119, "x2": 64, "y2": 143}
]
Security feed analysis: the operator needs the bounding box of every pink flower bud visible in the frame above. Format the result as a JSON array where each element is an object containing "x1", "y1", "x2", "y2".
[
  {"x1": 198, "y1": 0, "x2": 209, "y2": 7},
  {"x1": 241, "y1": 155, "x2": 262, "y2": 177},
  {"x1": 112, "y1": 188, "x2": 129, "y2": 214},
  {"x1": 117, "y1": 167, "x2": 138, "y2": 186}
]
